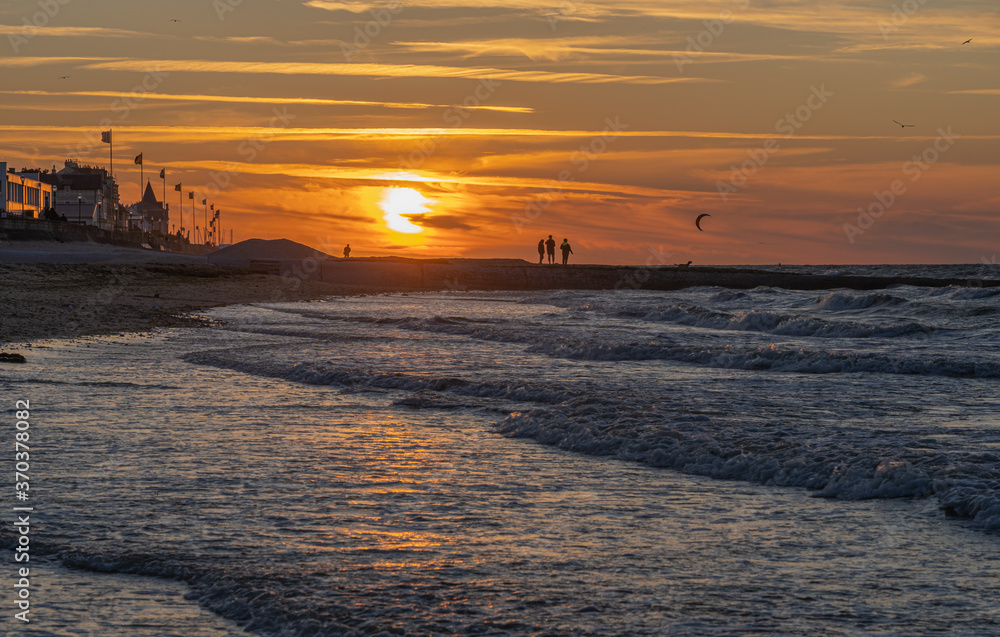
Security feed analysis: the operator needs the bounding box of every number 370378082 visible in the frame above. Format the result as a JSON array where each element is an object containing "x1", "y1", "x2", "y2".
[{"x1": 15, "y1": 400, "x2": 30, "y2": 497}]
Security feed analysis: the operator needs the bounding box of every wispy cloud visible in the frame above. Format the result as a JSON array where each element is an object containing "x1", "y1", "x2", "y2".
[
  {"x1": 394, "y1": 38, "x2": 806, "y2": 64},
  {"x1": 163, "y1": 159, "x2": 696, "y2": 200},
  {"x1": 891, "y1": 73, "x2": 928, "y2": 89},
  {"x1": 0, "y1": 90, "x2": 534, "y2": 113},
  {"x1": 304, "y1": 0, "x2": 997, "y2": 38},
  {"x1": 81, "y1": 58, "x2": 704, "y2": 85},
  {"x1": 304, "y1": 0, "x2": 542, "y2": 12},
  {"x1": 4, "y1": 124, "x2": 994, "y2": 143},
  {"x1": 193, "y1": 35, "x2": 351, "y2": 47},
  {"x1": 0, "y1": 56, "x2": 123, "y2": 67},
  {"x1": 0, "y1": 26, "x2": 148, "y2": 38},
  {"x1": 193, "y1": 35, "x2": 286, "y2": 46}
]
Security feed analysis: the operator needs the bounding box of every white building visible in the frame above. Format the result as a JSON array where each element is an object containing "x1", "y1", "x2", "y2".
[{"x1": 53, "y1": 160, "x2": 119, "y2": 230}]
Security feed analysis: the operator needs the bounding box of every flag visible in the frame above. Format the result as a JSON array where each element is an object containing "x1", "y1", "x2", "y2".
[
  {"x1": 134, "y1": 153, "x2": 142, "y2": 165},
  {"x1": 201, "y1": 198, "x2": 206, "y2": 205},
  {"x1": 188, "y1": 192, "x2": 194, "y2": 199},
  {"x1": 101, "y1": 130, "x2": 112, "y2": 144},
  {"x1": 159, "y1": 169, "x2": 165, "y2": 179},
  {"x1": 210, "y1": 204, "x2": 214, "y2": 211},
  {"x1": 174, "y1": 183, "x2": 181, "y2": 192}
]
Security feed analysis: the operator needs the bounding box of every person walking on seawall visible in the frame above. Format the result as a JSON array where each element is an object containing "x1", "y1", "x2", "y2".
[
  {"x1": 537, "y1": 239, "x2": 545, "y2": 264},
  {"x1": 343, "y1": 244, "x2": 351, "y2": 258},
  {"x1": 560, "y1": 238, "x2": 574, "y2": 265},
  {"x1": 545, "y1": 235, "x2": 556, "y2": 264}
]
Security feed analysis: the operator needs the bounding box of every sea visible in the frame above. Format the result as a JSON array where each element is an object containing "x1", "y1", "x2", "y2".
[{"x1": 2, "y1": 264, "x2": 999, "y2": 636}]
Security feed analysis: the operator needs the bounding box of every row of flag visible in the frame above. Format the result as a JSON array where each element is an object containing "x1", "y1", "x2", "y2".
[{"x1": 103, "y1": 129, "x2": 224, "y2": 241}]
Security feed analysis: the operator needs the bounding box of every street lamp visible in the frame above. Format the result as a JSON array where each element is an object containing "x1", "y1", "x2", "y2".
[{"x1": 77, "y1": 195, "x2": 82, "y2": 224}]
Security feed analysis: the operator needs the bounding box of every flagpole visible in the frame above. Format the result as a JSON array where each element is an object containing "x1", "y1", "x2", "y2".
[
  {"x1": 107, "y1": 129, "x2": 114, "y2": 229},
  {"x1": 177, "y1": 184, "x2": 183, "y2": 243}
]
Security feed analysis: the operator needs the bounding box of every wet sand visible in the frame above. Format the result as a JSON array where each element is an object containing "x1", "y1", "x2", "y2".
[
  {"x1": 0, "y1": 263, "x2": 394, "y2": 347},
  {"x1": 3, "y1": 240, "x2": 997, "y2": 349}
]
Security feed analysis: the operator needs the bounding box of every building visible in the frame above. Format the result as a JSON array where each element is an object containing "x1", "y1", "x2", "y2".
[
  {"x1": 129, "y1": 181, "x2": 170, "y2": 236},
  {"x1": 53, "y1": 160, "x2": 119, "y2": 231},
  {"x1": 0, "y1": 161, "x2": 55, "y2": 219}
]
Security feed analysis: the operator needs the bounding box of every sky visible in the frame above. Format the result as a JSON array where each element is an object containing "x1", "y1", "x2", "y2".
[{"x1": 1, "y1": 0, "x2": 998, "y2": 264}]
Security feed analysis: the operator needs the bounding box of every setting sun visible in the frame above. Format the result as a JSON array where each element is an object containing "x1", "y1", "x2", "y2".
[{"x1": 379, "y1": 188, "x2": 428, "y2": 234}]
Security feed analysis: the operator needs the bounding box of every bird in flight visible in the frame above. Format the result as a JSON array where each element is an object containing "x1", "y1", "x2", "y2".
[
  {"x1": 169, "y1": 18, "x2": 182, "y2": 22},
  {"x1": 58, "y1": 75, "x2": 70, "y2": 79},
  {"x1": 892, "y1": 120, "x2": 915, "y2": 128},
  {"x1": 962, "y1": 38, "x2": 972, "y2": 45}
]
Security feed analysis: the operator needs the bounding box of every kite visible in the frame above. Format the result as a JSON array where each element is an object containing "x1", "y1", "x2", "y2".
[{"x1": 695, "y1": 214, "x2": 711, "y2": 231}]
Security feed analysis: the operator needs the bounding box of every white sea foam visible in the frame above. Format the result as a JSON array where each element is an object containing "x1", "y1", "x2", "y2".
[{"x1": 3, "y1": 277, "x2": 1000, "y2": 636}]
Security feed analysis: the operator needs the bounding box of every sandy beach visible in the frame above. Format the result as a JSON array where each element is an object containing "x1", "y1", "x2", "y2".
[
  {"x1": 0, "y1": 261, "x2": 387, "y2": 347},
  {"x1": 3, "y1": 239, "x2": 998, "y2": 349}
]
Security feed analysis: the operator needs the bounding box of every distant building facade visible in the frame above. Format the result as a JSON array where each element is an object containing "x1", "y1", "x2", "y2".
[
  {"x1": 129, "y1": 181, "x2": 170, "y2": 235},
  {"x1": 53, "y1": 160, "x2": 120, "y2": 231},
  {"x1": 0, "y1": 161, "x2": 55, "y2": 219}
]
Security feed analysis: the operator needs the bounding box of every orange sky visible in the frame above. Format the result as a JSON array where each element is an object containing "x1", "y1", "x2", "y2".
[{"x1": 1, "y1": 0, "x2": 998, "y2": 264}]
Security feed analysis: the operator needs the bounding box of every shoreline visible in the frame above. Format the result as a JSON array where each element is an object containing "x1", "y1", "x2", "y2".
[
  {"x1": 0, "y1": 263, "x2": 404, "y2": 348},
  {"x1": 2, "y1": 258, "x2": 997, "y2": 350}
]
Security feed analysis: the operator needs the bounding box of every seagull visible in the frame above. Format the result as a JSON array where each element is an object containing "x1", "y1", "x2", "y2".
[
  {"x1": 962, "y1": 38, "x2": 972, "y2": 45},
  {"x1": 58, "y1": 75, "x2": 70, "y2": 79},
  {"x1": 169, "y1": 18, "x2": 182, "y2": 22},
  {"x1": 892, "y1": 120, "x2": 915, "y2": 128}
]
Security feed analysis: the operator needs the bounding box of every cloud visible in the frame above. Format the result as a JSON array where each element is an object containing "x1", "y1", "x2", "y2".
[
  {"x1": 890, "y1": 73, "x2": 928, "y2": 89},
  {"x1": 403, "y1": 213, "x2": 475, "y2": 230},
  {"x1": 5, "y1": 124, "x2": 991, "y2": 144},
  {"x1": 0, "y1": 90, "x2": 533, "y2": 113},
  {"x1": 81, "y1": 58, "x2": 707, "y2": 85},
  {"x1": 0, "y1": 26, "x2": 148, "y2": 38},
  {"x1": 0, "y1": 56, "x2": 123, "y2": 67},
  {"x1": 394, "y1": 39, "x2": 807, "y2": 64},
  {"x1": 193, "y1": 35, "x2": 286, "y2": 46}
]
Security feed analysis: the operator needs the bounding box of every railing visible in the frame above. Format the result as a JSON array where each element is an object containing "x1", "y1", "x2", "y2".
[{"x1": 0, "y1": 216, "x2": 144, "y2": 247}]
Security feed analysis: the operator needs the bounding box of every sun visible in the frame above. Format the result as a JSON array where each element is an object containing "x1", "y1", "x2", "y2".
[{"x1": 378, "y1": 187, "x2": 428, "y2": 234}]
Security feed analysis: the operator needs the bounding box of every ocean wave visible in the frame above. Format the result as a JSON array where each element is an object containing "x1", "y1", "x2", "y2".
[
  {"x1": 635, "y1": 304, "x2": 928, "y2": 339},
  {"x1": 30, "y1": 548, "x2": 357, "y2": 637},
  {"x1": 555, "y1": 295, "x2": 930, "y2": 340},
  {"x1": 214, "y1": 313, "x2": 995, "y2": 378},
  {"x1": 182, "y1": 350, "x2": 575, "y2": 404},
  {"x1": 938, "y1": 286, "x2": 1000, "y2": 301},
  {"x1": 522, "y1": 338, "x2": 1000, "y2": 377},
  {"x1": 496, "y1": 405, "x2": 1000, "y2": 531},
  {"x1": 815, "y1": 292, "x2": 908, "y2": 311}
]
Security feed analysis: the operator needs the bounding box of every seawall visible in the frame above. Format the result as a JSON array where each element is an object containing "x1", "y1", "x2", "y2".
[{"x1": 244, "y1": 258, "x2": 1000, "y2": 292}]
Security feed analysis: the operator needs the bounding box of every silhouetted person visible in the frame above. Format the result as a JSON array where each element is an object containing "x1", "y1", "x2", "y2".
[
  {"x1": 537, "y1": 239, "x2": 545, "y2": 264},
  {"x1": 343, "y1": 243, "x2": 351, "y2": 258},
  {"x1": 545, "y1": 235, "x2": 556, "y2": 264},
  {"x1": 560, "y1": 238, "x2": 573, "y2": 265}
]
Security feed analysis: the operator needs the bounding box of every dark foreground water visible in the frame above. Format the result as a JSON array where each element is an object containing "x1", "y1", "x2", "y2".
[{"x1": 3, "y1": 273, "x2": 999, "y2": 635}]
